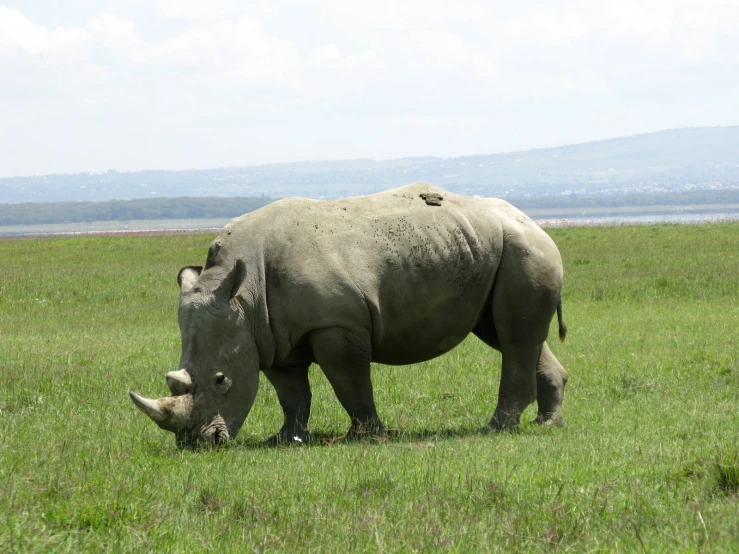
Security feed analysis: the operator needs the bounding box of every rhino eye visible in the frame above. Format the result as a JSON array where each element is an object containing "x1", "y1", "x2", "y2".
[{"x1": 215, "y1": 373, "x2": 226, "y2": 385}]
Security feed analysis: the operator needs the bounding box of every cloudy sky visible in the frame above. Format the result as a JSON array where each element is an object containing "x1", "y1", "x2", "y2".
[{"x1": 1, "y1": 0, "x2": 738, "y2": 177}]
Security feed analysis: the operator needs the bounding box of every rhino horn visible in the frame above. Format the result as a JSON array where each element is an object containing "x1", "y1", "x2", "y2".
[
  {"x1": 130, "y1": 391, "x2": 168, "y2": 422},
  {"x1": 166, "y1": 369, "x2": 192, "y2": 395},
  {"x1": 129, "y1": 391, "x2": 193, "y2": 432}
]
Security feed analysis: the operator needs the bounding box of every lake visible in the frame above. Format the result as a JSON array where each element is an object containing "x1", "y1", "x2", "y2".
[{"x1": 2, "y1": 207, "x2": 739, "y2": 237}]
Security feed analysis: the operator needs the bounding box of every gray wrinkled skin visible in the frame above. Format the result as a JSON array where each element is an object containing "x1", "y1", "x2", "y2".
[{"x1": 130, "y1": 183, "x2": 568, "y2": 447}]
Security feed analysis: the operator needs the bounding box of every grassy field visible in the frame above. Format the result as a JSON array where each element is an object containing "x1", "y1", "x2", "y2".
[{"x1": 1, "y1": 224, "x2": 737, "y2": 552}]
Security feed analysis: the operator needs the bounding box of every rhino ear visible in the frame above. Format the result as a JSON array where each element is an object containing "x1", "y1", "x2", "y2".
[
  {"x1": 215, "y1": 259, "x2": 247, "y2": 301},
  {"x1": 178, "y1": 266, "x2": 203, "y2": 294}
]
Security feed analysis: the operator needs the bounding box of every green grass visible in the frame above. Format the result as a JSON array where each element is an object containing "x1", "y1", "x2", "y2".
[{"x1": 1, "y1": 224, "x2": 738, "y2": 552}]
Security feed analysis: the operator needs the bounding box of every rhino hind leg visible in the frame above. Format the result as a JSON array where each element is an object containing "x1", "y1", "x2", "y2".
[
  {"x1": 473, "y1": 312, "x2": 534, "y2": 430},
  {"x1": 486, "y1": 343, "x2": 540, "y2": 431},
  {"x1": 263, "y1": 365, "x2": 313, "y2": 444},
  {"x1": 485, "y1": 240, "x2": 564, "y2": 432},
  {"x1": 309, "y1": 327, "x2": 385, "y2": 438},
  {"x1": 534, "y1": 342, "x2": 568, "y2": 426}
]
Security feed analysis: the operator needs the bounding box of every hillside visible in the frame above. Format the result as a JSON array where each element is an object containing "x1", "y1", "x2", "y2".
[{"x1": 1, "y1": 126, "x2": 738, "y2": 203}]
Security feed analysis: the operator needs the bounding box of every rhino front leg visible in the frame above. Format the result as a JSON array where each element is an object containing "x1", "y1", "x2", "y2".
[
  {"x1": 309, "y1": 327, "x2": 385, "y2": 438},
  {"x1": 263, "y1": 365, "x2": 312, "y2": 444},
  {"x1": 535, "y1": 342, "x2": 568, "y2": 426}
]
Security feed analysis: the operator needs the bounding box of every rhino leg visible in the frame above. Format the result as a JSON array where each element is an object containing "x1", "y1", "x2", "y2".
[
  {"x1": 535, "y1": 342, "x2": 568, "y2": 426},
  {"x1": 309, "y1": 327, "x2": 385, "y2": 438},
  {"x1": 485, "y1": 241, "x2": 563, "y2": 431},
  {"x1": 487, "y1": 344, "x2": 540, "y2": 430},
  {"x1": 263, "y1": 365, "x2": 313, "y2": 444},
  {"x1": 473, "y1": 322, "x2": 539, "y2": 430}
]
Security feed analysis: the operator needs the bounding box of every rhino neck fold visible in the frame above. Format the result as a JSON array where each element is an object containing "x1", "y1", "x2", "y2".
[{"x1": 233, "y1": 253, "x2": 276, "y2": 371}]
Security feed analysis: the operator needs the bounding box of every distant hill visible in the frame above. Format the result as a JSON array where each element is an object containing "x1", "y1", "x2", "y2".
[
  {"x1": 0, "y1": 197, "x2": 273, "y2": 226},
  {"x1": 3, "y1": 189, "x2": 739, "y2": 228},
  {"x1": 1, "y1": 126, "x2": 738, "y2": 203}
]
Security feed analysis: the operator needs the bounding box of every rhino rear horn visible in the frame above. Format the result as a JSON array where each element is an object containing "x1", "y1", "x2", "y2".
[
  {"x1": 166, "y1": 369, "x2": 193, "y2": 395},
  {"x1": 129, "y1": 391, "x2": 193, "y2": 432}
]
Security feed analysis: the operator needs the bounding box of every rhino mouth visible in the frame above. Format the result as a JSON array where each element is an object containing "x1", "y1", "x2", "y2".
[
  {"x1": 175, "y1": 414, "x2": 231, "y2": 449},
  {"x1": 200, "y1": 414, "x2": 230, "y2": 444}
]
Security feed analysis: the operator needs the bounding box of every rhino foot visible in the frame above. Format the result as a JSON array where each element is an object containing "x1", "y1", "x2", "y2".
[
  {"x1": 483, "y1": 411, "x2": 522, "y2": 433},
  {"x1": 345, "y1": 418, "x2": 386, "y2": 441},
  {"x1": 533, "y1": 413, "x2": 565, "y2": 427},
  {"x1": 481, "y1": 423, "x2": 520, "y2": 434}
]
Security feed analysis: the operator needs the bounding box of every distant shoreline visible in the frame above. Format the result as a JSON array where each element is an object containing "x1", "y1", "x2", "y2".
[
  {"x1": 537, "y1": 213, "x2": 739, "y2": 228},
  {"x1": 2, "y1": 210, "x2": 739, "y2": 238}
]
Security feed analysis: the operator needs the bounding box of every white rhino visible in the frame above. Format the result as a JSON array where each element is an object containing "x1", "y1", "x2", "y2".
[{"x1": 130, "y1": 183, "x2": 568, "y2": 447}]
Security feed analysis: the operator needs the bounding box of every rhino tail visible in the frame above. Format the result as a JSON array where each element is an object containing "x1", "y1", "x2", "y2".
[{"x1": 557, "y1": 300, "x2": 567, "y2": 342}]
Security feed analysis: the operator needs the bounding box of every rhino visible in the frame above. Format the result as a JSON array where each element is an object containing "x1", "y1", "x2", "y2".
[{"x1": 130, "y1": 183, "x2": 568, "y2": 447}]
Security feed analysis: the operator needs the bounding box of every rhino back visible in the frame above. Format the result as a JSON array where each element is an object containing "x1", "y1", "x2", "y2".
[{"x1": 213, "y1": 184, "x2": 537, "y2": 365}]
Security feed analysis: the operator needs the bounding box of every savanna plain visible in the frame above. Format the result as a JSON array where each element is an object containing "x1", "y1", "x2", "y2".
[{"x1": 1, "y1": 223, "x2": 737, "y2": 553}]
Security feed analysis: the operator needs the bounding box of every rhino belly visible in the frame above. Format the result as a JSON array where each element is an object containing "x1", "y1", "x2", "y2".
[
  {"x1": 371, "y1": 330, "x2": 471, "y2": 365},
  {"x1": 369, "y1": 286, "x2": 489, "y2": 365}
]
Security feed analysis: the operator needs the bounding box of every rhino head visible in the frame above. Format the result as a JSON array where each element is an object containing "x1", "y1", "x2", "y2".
[{"x1": 130, "y1": 261, "x2": 260, "y2": 448}]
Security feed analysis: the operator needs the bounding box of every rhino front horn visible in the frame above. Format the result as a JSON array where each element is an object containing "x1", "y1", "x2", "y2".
[
  {"x1": 130, "y1": 391, "x2": 168, "y2": 422},
  {"x1": 129, "y1": 391, "x2": 193, "y2": 432}
]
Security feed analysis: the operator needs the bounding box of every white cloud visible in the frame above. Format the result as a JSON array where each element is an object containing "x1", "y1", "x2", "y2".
[
  {"x1": 211, "y1": 15, "x2": 303, "y2": 87},
  {"x1": 496, "y1": 2, "x2": 674, "y2": 49},
  {"x1": 87, "y1": 13, "x2": 219, "y2": 66},
  {"x1": 151, "y1": 0, "x2": 237, "y2": 20},
  {"x1": 0, "y1": 6, "x2": 88, "y2": 57},
  {"x1": 502, "y1": 10, "x2": 591, "y2": 46},
  {"x1": 309, "y1": 43, "x2": 341, "y2": 64},
  {"x1": 677, "y1": 0, "x2": 739, "y2": 30},
  {"x1": 498, "y1": 1, "x2": 739, "y2": 60},
  {"x1": 319, "y1": 0, "x2": 492, "y2": 30},
  {"x1": 595, "y1": 1, "x2": 675, "y2": 44},
  {"x1": 409, "y1": 29, "x2": 495, "y2": 75},
  {"x1": 142, "y1": 30, "x2": 220, "y2": 65},
  {"x1": 87, "y1": 13, "x2": 136, "y2": 49},
  {"x1": 84, "y1": 12, "x2": 301, "y2": 83},
  {"x1": 247, "y1": 3, "x2": 277, "y2": 17},
  {"x1": 309, "y1": 44, "x2": 381, "y2": 70},
  {"x1": 393, "y1": 115, "x2": 481, "y2": 131},
  {"x1": 318, "y1": 0, "x2": 500, "y2": 77},
  {"x1": 0, "y1": 6, "x2": 314, "y2": 89},
  {"x1": 672, "y1": 0, "x2": 739, "y2": 60}
]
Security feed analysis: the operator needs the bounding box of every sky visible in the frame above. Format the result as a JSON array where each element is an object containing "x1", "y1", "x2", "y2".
[{"x1": 1, "y1": 0, "x2": 738, "y2": 177}]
